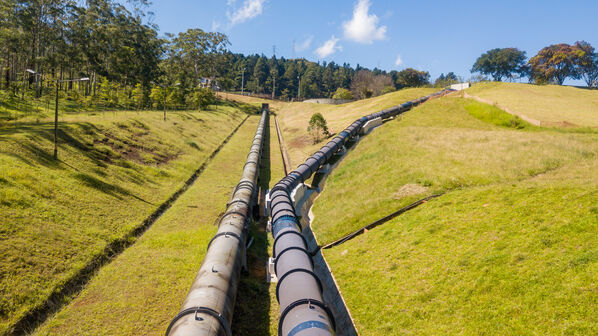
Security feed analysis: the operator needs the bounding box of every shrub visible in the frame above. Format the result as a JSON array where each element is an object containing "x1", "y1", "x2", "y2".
[
  {"x1": 307, "y1": 112, "x2": 329, "y2": 143},
  {"x1": 332, "y1": 88, "x2": 353, "y2": 100}
]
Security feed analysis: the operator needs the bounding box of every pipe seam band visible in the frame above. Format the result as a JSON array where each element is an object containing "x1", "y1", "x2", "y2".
[
  {"x1": 276, "y1": 268, "x2": 323, "y2": 303},
  {"x1": 227, "y1": 198, "x2": 250, "y2": 208},
  {"x1": 207, "y1": 231, "x2": 243, "y2": 251},
  {"x1": 278, "y1": 298, "x2": 336, "y2": 336},
  {"x1": 274, "y1": 246, "x2": 314, "y2": 276},
  {"x1": 220, "y1": 211, "x2": 248, "y2": 222},
  {"x1": 272, "y1": 215, "x2": 301, "y2": 232},
  {"x1": 270, "y1": 200, "x2": 297, "y2": 222},
  {"x1": 272, "y1": 230, "x2": 308, "y2": 257},
  {"x1": 233, "y1": 180, "x2": 256, "y2": 194},
  {"x1": 165, "y1": 306, "x2": 232, "y2": 336}
]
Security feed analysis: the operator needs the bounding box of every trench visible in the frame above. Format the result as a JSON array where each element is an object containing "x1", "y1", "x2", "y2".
[
  {"x1": 231, "y1": 114, "x2": 275, "y2": 335},
  {"x1": 10, "y1": 115, "x2": 250, "y2": 336}
]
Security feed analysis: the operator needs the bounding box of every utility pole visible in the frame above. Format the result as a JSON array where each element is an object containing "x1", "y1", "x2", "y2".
[
  {"x1": 297, "y1": 75, "x2": 301, "y2": 99},
  {"x1": 241, "y1": 67, "x2": 245, "y2": 95},
  {"x1": 272, "y1": 76, "x2": 276, "y2": 99},
  {"x1": 54, "y1": 80, "x2": 59, "y2": 160}
]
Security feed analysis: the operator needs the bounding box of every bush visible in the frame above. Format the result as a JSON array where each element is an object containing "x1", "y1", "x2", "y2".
[
  {"x1": 307, "y1": 112, "x2": 329, "y2": 143},
  {"x1": 187, "y1": 88, "x2": 215, "y2": 110},
  {"x1": 332, "y1": 88, "x2": 353, "y2": 100},
  {"x1": 381, "y1": 86, "x2": 396, "y2": 95}
]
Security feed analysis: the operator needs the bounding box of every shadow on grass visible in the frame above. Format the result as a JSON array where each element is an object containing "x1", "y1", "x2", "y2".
[
  {"x1": 8, "y1": 116, "x2": 251, "y2": 336},
  {"x1": 216, "y1": 99, "x2": 262, "y2": 115},
  {"x1": 232, "y1": 113, "x2": 272, "y2": 336},
  {"x1": 74, "y1": 173, "x2": 154, "y2": 205}
]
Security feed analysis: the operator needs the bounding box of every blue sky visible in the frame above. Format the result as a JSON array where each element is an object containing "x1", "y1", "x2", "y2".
[{"x1": 149, "y1": 0, "x2": 598, "y2": 84}]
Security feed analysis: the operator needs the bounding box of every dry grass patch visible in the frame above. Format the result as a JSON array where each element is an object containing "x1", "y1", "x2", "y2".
[
  {"x1": 466, "y1": 82, "x2": 598, "y2": 127},
  {"x1": 277, "y1": 88, "x2": 439, "y2": 165}
]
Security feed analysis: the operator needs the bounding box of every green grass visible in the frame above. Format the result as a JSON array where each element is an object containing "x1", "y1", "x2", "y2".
[
  {"x1": 277, "y1": 88, "x2": 439, "y2": 165},
  {"x1": 32, "y1": 116, "x2": 263, "y2": 336},
  {"x1": 309, "y1": 95, "x2": 598, "y2": 335},
  {"x1": 0, "y1": 102, "x2": 250, "y2": 334},
  {"x1": 464, "y1": 100, "x2": 532, "y2": 129},
  {"x1": 465, "y1": 82, "x2": 598, "y2": 127}
]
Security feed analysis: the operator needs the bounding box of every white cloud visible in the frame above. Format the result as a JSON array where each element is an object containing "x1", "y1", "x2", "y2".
[
  {"x1": 211, "y1": 20, "x2": 221, "y2": 31},
  {"x1": 296, "y1": 36, "x2": 313, "y2": 52},
  {"x1": 315, "y1": 36, "x2": 342, "y2": 58},
  {"x1": 395, "y1": 54, "x2": 403, "y2": 66},
  {"x1": 228, "y1": 0, "x2": 266, "y2": 26},
  {"x1": 342, "y1": 0, "x2": 387, "y2": 44}
]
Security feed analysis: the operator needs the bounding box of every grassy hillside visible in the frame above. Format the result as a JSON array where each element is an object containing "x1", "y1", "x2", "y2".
[
  {"x1": 277, "y1": 88, "x2": 439, "y2": 166},
  {"x1": 310, "y1": 96, "x2": 598, "y2": 335},
  {"x1": 0, "y1": 102, "x2": 251, "y2": 334},
  {"x1": 33, "y1": 116, "x2": 267, "y2": 336},
  {"x1": 465, "y1": 82, "x2": 598, "y2": 127}
]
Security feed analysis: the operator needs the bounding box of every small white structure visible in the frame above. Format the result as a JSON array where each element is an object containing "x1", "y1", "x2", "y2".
[
  {"x1": 360, "y1": 117, "x2": 383, "y2": 135},
  {"x1": 450, "y1": 82, "x2": 471, "y2": 91}
]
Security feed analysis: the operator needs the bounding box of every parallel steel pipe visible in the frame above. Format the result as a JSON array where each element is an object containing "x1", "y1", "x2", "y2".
[
  {"x1": 269, "y1": 90, "x2": 452, "y2": 336},
  {"x1": 167, "y1": 109, "x2": 269, "y2": 336}
]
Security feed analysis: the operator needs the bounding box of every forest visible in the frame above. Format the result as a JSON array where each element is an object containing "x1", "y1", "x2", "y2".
[{"x1": 0, "y1": 0, "x2": 438, "y2": 113}]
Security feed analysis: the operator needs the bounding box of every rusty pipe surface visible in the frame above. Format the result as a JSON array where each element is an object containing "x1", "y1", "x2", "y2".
[
  {"x1": 269, "y1": 90, "x2": 452, "y2": 336},
  {"x1": 166, "y1": 109, "x2": 268, "y2": 336}
]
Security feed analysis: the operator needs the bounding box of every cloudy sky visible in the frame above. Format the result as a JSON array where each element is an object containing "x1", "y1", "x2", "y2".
[{"x1": 150, "y1": 0, "x2": 598, "y2": 83}]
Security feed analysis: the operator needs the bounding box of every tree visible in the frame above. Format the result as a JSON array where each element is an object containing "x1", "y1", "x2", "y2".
[
  {"x1": 573, "y1": 41, "x2": 598, "y2": 87},
  {"x1": 350, "y1": 70, "x2": 393, "y2": 99},
  {"x1": 395, "y1": 68, "x2": 430, "y2": 89},
  {"x1": 528, "y1": 43, "x2": 581, "y2": 85},
  {"x1": 332, "y1": 87, "x2": 353, "y2": 100},
  {"x1": 434, "y1": 72, "x2": 459, "y2": 87},
  {"x1": 307, "y1": 112, "x2": 329, "y2": 143},
  {"x1": 187, "y1": 88, "x2": 215, "y2": 110},
  {"x1": 471, "y1": 48, "x2": 527, "y2": 81}
]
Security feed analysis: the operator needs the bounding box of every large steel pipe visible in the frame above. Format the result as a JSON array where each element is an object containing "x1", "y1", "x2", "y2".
[
  {"x1": 269, "y1": 90, "x2": 452, "y2": 336},
  {"x1": 166, "y1": 109, "x2": 269, "y2": 336}
]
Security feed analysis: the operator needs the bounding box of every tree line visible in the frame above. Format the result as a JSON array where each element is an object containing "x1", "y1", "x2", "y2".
[
  {"x1": 0, "y1": 0, "x2": 443, "y2": 112},
  {"x1": 471, "y1": 42, "x2": 598, "y2": 86}
]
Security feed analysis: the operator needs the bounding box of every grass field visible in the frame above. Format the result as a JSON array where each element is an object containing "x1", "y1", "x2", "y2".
[
  {"x1": 277, "y1": 88, "x2": 439, "y2": 166},
  {"x1": 465, "y1": 82, "x2": 598, "y2": 127},
  {"x1": 310, "y1": 95, "x2": 598, "y2": 335},
  {"x1": 33, "y1": 116, "x2": 266, "y2": 335},
  {"x1": 0, "y1": 101, "x2": 251, "y2": 334}
]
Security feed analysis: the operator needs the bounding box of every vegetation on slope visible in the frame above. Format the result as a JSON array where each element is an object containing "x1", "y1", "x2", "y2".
[
  {"x1": 0, "y1": 102, "x2": 250, "y2": 334},
  {"x1": 310, "y1": 95, "x2": 598, "y2": 335},
  {"x1": 33, "y1": 116, "x2": 264, "y2": 336},
  {"x1": 465, "y1": 82, "x2": 598, "y2": 127},
  {"x1": 277, "y1": 87, "x2": 438, "y2": 165}
]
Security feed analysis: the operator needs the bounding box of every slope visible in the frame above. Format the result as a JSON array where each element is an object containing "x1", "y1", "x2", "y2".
[
  {"x1": 0, "y1": 102, "x2": 251, "y2": 334},
  {"x1": 310, "y1": 95, "x2": 598, "y2": 335}
]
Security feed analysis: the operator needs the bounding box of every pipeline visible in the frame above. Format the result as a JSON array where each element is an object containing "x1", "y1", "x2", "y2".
[
  {"x1": 268, "y1": 89, "x2": 453, "y2": 336},
  {"x1": 166, "y1": 108, "x2": 268, "y2": 336}
]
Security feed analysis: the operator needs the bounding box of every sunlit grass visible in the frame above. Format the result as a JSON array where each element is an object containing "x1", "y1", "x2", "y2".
[
  {"x1": 466, "y1": 82, "x2": 598, "y2": 127},
  {"x1": 310, "y1": 95, "x2": 598, "y2": 335},
  {"x1": 0, "y1": 102, "x2": 248, "y2": 334},
  {"x1": 32, "y1": 117, "x2": 262, "y2": 336},
  {"x1": 277, "y1": 88, "x2": 439, "y2": 165}
]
